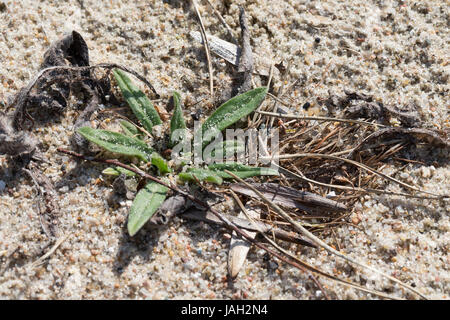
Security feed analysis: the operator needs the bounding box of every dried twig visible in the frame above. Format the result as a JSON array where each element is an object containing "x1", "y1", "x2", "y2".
[
  {"x1": 257, "y1": 110, "x2": 387, "y2": 128},
  {"x1": 260, "y1": 153, "x2": 448, "y2": 199},
  {"x1": 192, "y1": 0, "x2": 214, "y2": 96},
  {"x1": 27, "y1": 234, "x2": 70, "y2": 269},
  {"x1": 236, "y1": 7, "x2": 253, "y2": 94},
  {"x1": 230, "y1": 191, "x2": 327, "y2": 300},
  {"x1": 205, "y1": 0, "x2": 238, "y2": 44}
]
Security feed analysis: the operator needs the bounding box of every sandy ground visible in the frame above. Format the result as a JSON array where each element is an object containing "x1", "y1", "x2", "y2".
[{"x1": 0, "y1": 0, "x2": 449, "y2": 299}]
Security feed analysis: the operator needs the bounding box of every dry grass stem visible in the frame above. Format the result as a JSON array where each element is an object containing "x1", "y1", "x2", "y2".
[
  {"x1": 205, "y1": 0, "x2": 238, "y2": 44},
  {"x1": 192, "y1": 0, "x2": 214, "y2": 96}
]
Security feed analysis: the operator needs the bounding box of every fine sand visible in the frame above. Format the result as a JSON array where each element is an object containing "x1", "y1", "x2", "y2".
[{"x1": 0, "y1": 0, "x2": 448, "y2": 299}]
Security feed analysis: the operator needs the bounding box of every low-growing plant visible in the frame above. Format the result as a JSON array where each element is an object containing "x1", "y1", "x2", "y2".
[{"x1": 78, "y1": 69, "x2": 277, "y2": 236}]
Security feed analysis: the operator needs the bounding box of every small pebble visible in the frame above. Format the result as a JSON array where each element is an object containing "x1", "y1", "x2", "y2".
[
  {"x1": 327, "y1": 191, "x2": 336, "y2": 198},
  {"x1": 420, "y1": 167, "x2": 432, "y2": 178},
  {"x1": 352, "y1": 215, "x2": 361, "y2": 225}
]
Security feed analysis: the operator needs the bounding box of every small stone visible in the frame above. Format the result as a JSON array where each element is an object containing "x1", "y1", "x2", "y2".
[
  {"x1": 399, "y1": 172, "x2": 409, "y2": 179},
  {"x1": 420, "y1": 167, "x2": 432, "y2": 178},
  {"x1": 395, "y1": 205, "x2": 405, "y2": 215},
  {"x1": 352, "y1": 215, "x2": 361, "y2": 225},
  {"x1": 267, "y1": 261, "x2": 279, "y2": 271},
  {"x1": 222, "y1": 233, "x2": 231, "y2": 240},
  {"x1": 392, "y1": 222, "x2": 403, "y2": 232},
  {"x1": 152, "y1": 124, "x2": 163, "y2": 138},
  {"x1": 327, "y1": 191, "x2": 336, "y2": 198}
]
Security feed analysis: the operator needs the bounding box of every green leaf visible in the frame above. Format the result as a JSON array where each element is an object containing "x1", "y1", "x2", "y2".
[
  {"x1": 102, "y1": 167, "x2": 120, "y2": 176},
  {"x1": 178, "y1": 168, "x2": 223, "y2": 185},
  {"x1": 170, "y1": 91, "x2": 187, "y2": 147},
  {"x1": 201, "y1": 87, "x2": 267, "y2": 149},
  {"x1": 208, "y1": 162, "x2": 279, "y2": 179},
  {"x1": 102, "y1": 166, "x2": 137, "y2": 177},
  {"x1": 206, "y1": 140, "x2": 245, "y2": 159},
  {"x1": 127, "y1": 181, "x2": 168, "y2": 236},
  {"x1": 151, "y1": 152, "x2": 171, "y2": 175},
  {"x1": 113, "y1": 69, "x2": 162, "y2": 132},
  {"x1": 78, "y1": 127, "x2": 153, "y2": 162},
  {"x1": 119, "y1": 120, "x2": 144, "y2": 140}
]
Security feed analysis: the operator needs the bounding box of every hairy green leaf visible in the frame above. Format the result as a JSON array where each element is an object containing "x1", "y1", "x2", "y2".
[
  {"x1": 128, "y1": 181, "x2": 168, "y2": 236},
  {"x1": 78, "y1": 127, "x2": 153, "y2": 162},
  {"x1": 201, "y1": 87, "x2": 267, "y2": 149},
  {"x1": 208, "y1": 162, "x2": 279, "y2": 179},
  {"x1": 178, "y1": 168, "x2": 223, "y2": 185},
  {"x1": 113, "y1": 69, "x2": 162, "y2": 132},
  {"x1": 205, "y1": 140, "x2": 245, "y2": 159},
  {"x1": 102, "y1": 166, "x2": 137, "y2": 177},
  {"x1": 170, "y1": 91, "x2": 186, "y2": 147},
  {"x1": 151, "y1": 152, "x2": 172, "y2": 175},
  {"x1": 119, "y1": 120, "x2": 144, "y2": 140}
]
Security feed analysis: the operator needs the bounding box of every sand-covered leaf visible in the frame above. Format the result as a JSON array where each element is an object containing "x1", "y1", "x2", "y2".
[
  {"x1": 78, "y1": 127, "x2": 153, "y2": 162},
  {"x1": 127, "y1": 181, "x2": 168, "y2": 236},
  {"x1": 208, "y1": 162, "x2": 278, "y2": 179},
  {"x1": 178, "y1": 168, "x2": 223, "y2": 185},
  {"x1": 113, "y1": 69, "x2": 162, "y2": 132},
  {"x1": 201, "y1": 87, "x2": 267, "y2": 148}
]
